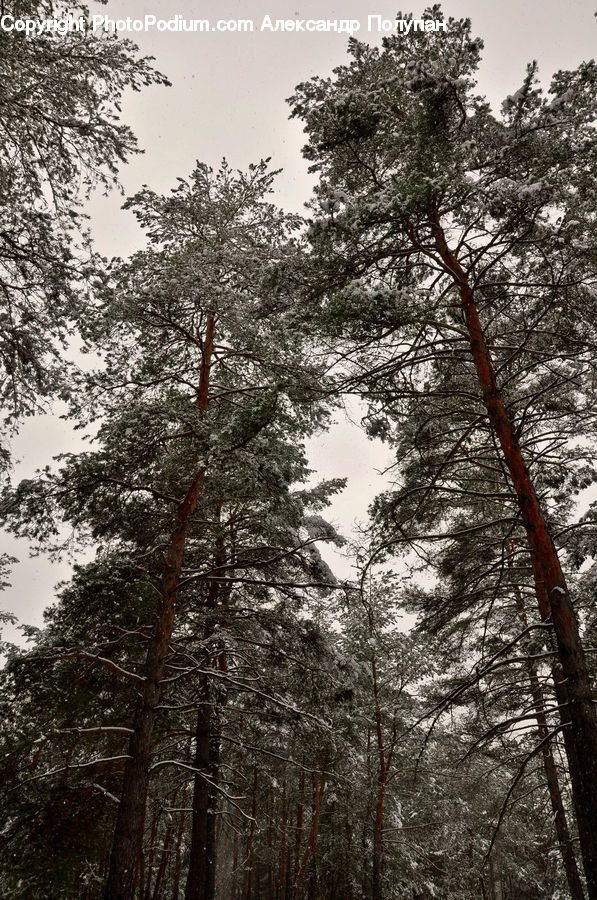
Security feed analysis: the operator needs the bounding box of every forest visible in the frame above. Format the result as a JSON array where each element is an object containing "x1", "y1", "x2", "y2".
[{"x1": 1, "y1": 2, "x2": 597, "y2": 898}]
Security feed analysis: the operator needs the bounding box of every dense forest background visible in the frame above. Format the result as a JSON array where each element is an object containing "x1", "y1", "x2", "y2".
[{"x1": 1, "y1": 2, "x2": 597, "y2": 898}]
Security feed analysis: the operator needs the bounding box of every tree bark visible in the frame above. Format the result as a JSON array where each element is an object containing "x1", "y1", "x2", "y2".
[
  {"x1": 533, "y1": 576, "x2": 590, "y2": 900},
  {"x1": 511, "y1": 576, "x2": 585, "y2": 900},
  {"x1": 292, "y1": 770, "x2": 326, "y2": 900},
  {"x1": 171, "y1": 782, "x2": 189, "y2": 900},
  {"x1": 533, "y1": 682, "x2": 586, "y2": 900},
  {"x1": 430, "y1": 212, "x2": 597, "y2": 896},
  {"x1": 278, "y1": 781, "x2": 288, "y2": 900},
  {"x1": 151, "y1": 794, "x2": 175, "y2": 900},
  {"x1": 294, "y1": 762, "x2": 305, "y2": 888},
  {"x1": 372, "y1": 784, "x2": 385, "y2": 900},
  {"x1": 243, "y1": 766, "x2": 259, "y2": 900},
  {"x1": 184, "y1": 679, "x2": 219, "y2": 900},
  {"x1": 185, "y1": 514, "x2": 230, "y2": 900}
]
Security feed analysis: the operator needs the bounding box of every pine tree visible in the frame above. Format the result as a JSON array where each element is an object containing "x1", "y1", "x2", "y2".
[
  {"x1": 1, "y1": 161, "x2": 339, "y2": 898},
  {"x1": 290, "y1": 8, "x2": 597, "y2": 891}
]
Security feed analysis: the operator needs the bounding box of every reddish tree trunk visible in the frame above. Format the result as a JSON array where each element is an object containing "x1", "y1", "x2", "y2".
[
  {"x1": 104, "y1": 316, "x2": 215, "y2": 900},
  {"x1": 292, "y1": 771, "x2": 326, "y2": 900},
  {"x1": 430, "y1": 213, "x2": 597, "y2": 896}
]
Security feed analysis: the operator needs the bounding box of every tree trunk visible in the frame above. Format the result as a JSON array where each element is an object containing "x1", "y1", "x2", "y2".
[
  {"x1": 530, "y1": 566, "x2": 595, "y2": 900},
  {"x1": 372, "y1": 786, "x2": 385, "y2": 900},
  {"x1": 511, "y1": 577, "x2": 585, "y2": 900},
  {"x1": 171, "y1": 783, "x2": 189, "y2": 900},
  {"x1": 278, "y1": 781, "x2": 288, "y2": 900},
  {"x1": 152, "y1": 797, "x2": 175, "y2": 900},
  {"x1": 362, "y1": 730, "x2": 373, "y2": 895},
  {"x1": 243, "y1": 766, "x2": 259, "y2": 900},
  {"x1": 264, "y1": 790, "x2": 274, "y2": 900},
  {"x1": 536, "y1": 697, "x2": 586, "y2": 900},
  {"x1": 185, "y1": 513, "x2": 230, "y2": 900},
  {"x1": 104, "y1": 315, "x2": 215, "y2": 900},
  {"x1": 371, "y1": 657, "x2": 390, "y2": 900},
  {"x1": 184, "y1": 683, "x2": 219, "y2": 900},
  {"x1": 294, "y1": 762, "x2": 305, "y2": 888},
  {"x1": 138, "y1": 806, "x2": 155, "y2": 900},
  {"x1": 430, "y1": 212, "x2": 597, "y2": 896},
  {"x1": 292, "y1": 770, "x2": 326, "y2": 900}
]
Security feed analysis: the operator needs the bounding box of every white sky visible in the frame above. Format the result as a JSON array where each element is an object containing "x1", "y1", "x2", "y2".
[{"x1": 2, "y1": 0, "x2": 596, "y2": 643}]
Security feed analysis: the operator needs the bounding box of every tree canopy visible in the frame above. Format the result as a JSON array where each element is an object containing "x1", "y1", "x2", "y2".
[{"x1": 0, "y1": 0, "x2": 168, "y2": 424}]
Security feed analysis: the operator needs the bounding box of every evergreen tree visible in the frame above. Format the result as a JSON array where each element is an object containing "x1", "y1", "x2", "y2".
[
  {"x1": 289, "y1": 8, "x2": 597, "y2": 891},
  {"x1": 0, "y1": 0, "x2": 168, "y2": 424},
  {"x1": 1, "y1": 160, "x2": 337, "y2": 898}
]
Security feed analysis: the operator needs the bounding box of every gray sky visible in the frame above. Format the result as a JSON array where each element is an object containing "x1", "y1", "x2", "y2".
[{"x1": 2, "y1": 0, "x2": 596, "y2": 643}]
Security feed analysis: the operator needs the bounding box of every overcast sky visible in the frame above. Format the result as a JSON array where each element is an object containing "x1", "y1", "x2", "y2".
[{"x1": 2, "y1": 0, "x2": 596, "y2": 644}]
